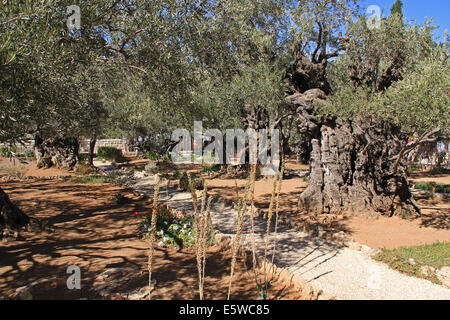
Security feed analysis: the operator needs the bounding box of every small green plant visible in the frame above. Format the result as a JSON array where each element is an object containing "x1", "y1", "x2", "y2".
[
  {"x1": 0, "y1": 147, "x2": 9, "y2": 157},
  {"x1": 256, "y1": 282, "x2": 270, "y2": 300},
  {"x1": 69, "y1": 175, "x2": 108, "y2": 184},
  {"x1": 0, "y1": 146, "x2": 18, "y2": 157},
  {"x1": 407, "y1": 166, "x2": 423, "y2": 173},
  {"x1": 162, "y1": 153, "x2": 171, "y2": 161},
  {"x1": 173, "y1": 170, "x2": 182, "y2": 179},
  {"x1": 138, "y1": 204, "x2": 196, "y2": 249},
  {"x1": 21, "y1": 149, "x2": 35, "y2": 159},
  {"x1": 97, "y1": 146, "x2": 124, "y2": 163},
  {"x1": 435, "y1": 184, "x2": 450, "y2": 194},
  {"x1": 201, "y1": 163, "x2": 221, "y2": 174},
  {"x1": 145, "y1": 151, "x2": 160, "y2": 161},
  {"x1": 414, "y1": 182, "x2": 433, "y2": 191}
]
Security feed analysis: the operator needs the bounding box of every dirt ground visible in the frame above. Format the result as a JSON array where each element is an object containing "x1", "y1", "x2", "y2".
[
  {"x1": 0, "y1": 168, "x2": 313, "y2": 300},
  {"x1": 117, "y1": 158, "x2": 449, "y2": 249},
  {"x1": 1, "y1": 158, "x2": 449, "y2": 299},
  {"x1": 194, "y1": 160, "x2": 450, "y2": 250}
]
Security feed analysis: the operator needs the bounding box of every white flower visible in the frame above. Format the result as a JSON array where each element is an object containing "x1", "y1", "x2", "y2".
[
  {"x1": 158, "y1": 241, "x2": 164, "y2": 247},
  {"x1": 163, "y1": 236, "x2": 169, "y2": 241},
  {"x1": 172, "y1": 225, "x2": 179, "y2": 231},
  {"x1": 164, "y1": 221, "x2": 168, "y2": 225}
]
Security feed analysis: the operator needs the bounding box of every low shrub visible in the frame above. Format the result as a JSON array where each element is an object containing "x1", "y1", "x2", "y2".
[
  {"x1": 22, "y1": 149, "x2": 35, "y2": 159},
  {"x1": 414, "y1": 182, "x2": 433, "y2": 191},
  {"x1": 407, "y1": 166, "x2": 422, "y2": 173},
  {"x1": 430, "y1": 167, "x2": 450, "y2": 175},
  {"x1": 0, "y1": 146, "x2": 33, "y2": 159},
  {"x1": 436, "y1": 184, "x2": 450, "y2": 194},
  {"x1": 70, "y1": 175, "x2": 108, "y2": 184},
  {"x1": 0, "y1": 146, "x2": 17, "y2": 157},
  {"x1": 97, "y1": 146, "x2": 124, "y2": 162},
  {"x1": 414, "y1": 182, "x2": 450, "y2": 194},
  {"x1": 201, "y1": 163, "x2": 221, "y2": 174},
  {"x1": 78, "y1": 153, "x2": 89, "y2": 164},
  {"x1": 145, "y1": 151, "x2": 160, "y2": 161}
]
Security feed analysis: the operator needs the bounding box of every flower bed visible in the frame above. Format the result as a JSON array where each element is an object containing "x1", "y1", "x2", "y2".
[{"x1": 136, "y1": 205, "x2": 195, "y2": 248}]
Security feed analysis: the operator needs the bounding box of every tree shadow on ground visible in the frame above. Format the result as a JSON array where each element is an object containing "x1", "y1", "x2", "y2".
[
  {"x1": 419, "y1": 210, "x2": 450, "y2": 230},
  {"x1": 1, "y1": 178, "x2": 311, "y2": 300}
]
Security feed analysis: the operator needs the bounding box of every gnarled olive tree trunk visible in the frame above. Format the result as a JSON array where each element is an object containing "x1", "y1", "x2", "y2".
[
  {"x1": 287, "y1": 54, "x2": 419, "y2": 217},
  {"x1": 34, "y1": 136, "x2": 79, "y2": 170},
  {"x1": 0, "y1": 187, "x2": 29, "y2": 236}
]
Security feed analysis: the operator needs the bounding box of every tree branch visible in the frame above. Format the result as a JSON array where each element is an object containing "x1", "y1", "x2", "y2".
[
  {"x1": 390, "y1": 127, "x2": 443, "y2": 174},
  {"x1": 312, "y1": 21, "x2": 322, "y2": 63}
]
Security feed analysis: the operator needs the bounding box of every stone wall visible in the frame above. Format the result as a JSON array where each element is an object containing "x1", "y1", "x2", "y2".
[{"x1": 79, "y1": 139, "x2": 133, "y2": 154}]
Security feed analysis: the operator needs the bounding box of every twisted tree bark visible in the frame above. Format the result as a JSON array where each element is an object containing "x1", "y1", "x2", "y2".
[
  {"x1": 287, "y1": 53, "x2": 419, "y2": 217},
  {"x1": 34, "y1": 136, "x2": 79, "y2": 170},
  {"x1": 0, "y1": 187, "x2": 29, "y2": 236}
]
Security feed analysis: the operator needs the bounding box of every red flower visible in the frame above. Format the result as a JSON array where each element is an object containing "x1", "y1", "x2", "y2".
[{"x1": 133, "y1": 211, "x2": 139, "y2": 216}]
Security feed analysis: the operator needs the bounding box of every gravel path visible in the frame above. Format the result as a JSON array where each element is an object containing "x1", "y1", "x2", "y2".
[{"x1": 123, "y1": 173, "x2": 450, "y2": 300}]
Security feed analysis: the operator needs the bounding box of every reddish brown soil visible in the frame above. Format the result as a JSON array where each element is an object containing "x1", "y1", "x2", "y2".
[
  {"x1": 200, "y1": 161, "x2": 449, "y2": 250},
  {"x1": 0, "y1": 174, "x2": 312, "y2": 300},
  {"x1": 1, "y1": 159, "x2": 448, "y2": 299}
]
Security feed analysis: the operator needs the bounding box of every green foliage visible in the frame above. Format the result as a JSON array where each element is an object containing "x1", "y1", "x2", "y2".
[
  {"x1": 97, "y1": 147, "x2": 124, "y2": 163},
  {"x1": 69, "y1": 175, "x2": 108, "y2": 184},
  {"x1": 138, "y1": 205, "x2": 196, "y2": 249},
  {"x1": 173, "y1": 170, "x2": 182, "y2": 179},
  {"x1": 0, "y1": 146, "x2": 34, "y2": 159},
  {"x1": 0, "y1": 147, "x2": 15, "y2": 157},
  {"x1": 77, "y1": 153, "x2": 89, "y2": 164},
  {"x1": 0, "y1": 1, "x2": 108, "y2": 143},
  {"x1": 414, "y1": 182, "x2": 450, "y2": 194},
  {"x1": 430, "y1": 167, "x2": 450, "y2": 175},
  {"x1": 407, "y1": 166, "x2": 423, "y2": 173},
  {"x1": 374, "y1": 242, "x2": 450, "y2": 285},
  {"x1": 145, "y1": 151, "x2": 161, "y2": 161},
  {"x1": 390, "y1": 0, "x2": 404, "y2": 18},
  {"x1": 2, "y1": 0, "x2": 448, "y2": 168},
  {"x1": 326, "y1": 13, "x2": 449, "y2": 139},
  {"x1": 201, "y1": 164, "x2": 221, "y2": 174}
]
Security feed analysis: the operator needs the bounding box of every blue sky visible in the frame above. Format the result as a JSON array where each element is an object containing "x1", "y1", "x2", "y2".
[{"x1": 359, "y1": 0, "x2": 449, "y2": 40}]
